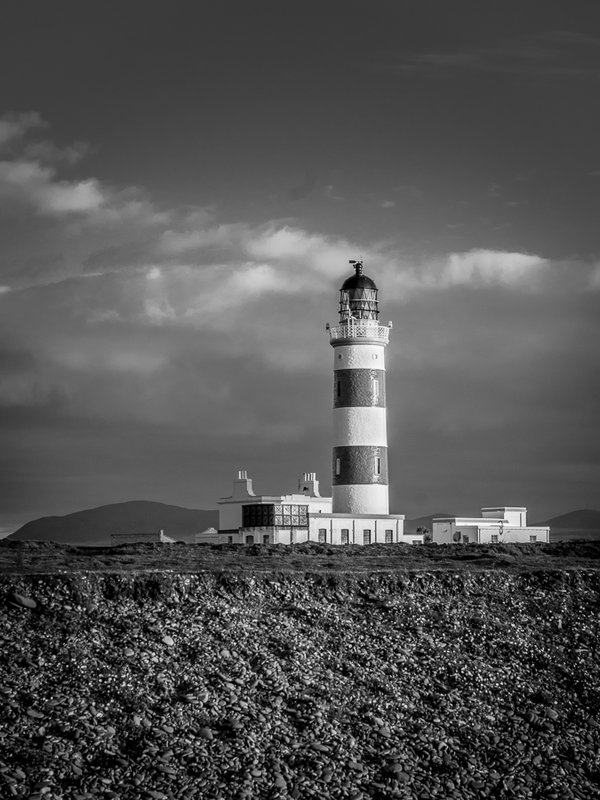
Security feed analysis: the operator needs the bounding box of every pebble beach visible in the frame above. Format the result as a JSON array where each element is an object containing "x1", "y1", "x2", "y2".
[{"x1": 1, "y1": 542, "x2": 600, "y2": 799}]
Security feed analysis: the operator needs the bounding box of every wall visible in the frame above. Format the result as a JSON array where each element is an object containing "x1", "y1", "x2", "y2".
[
  {"x1": 499, "y1": 526, "x2": 550, "y2": 544},
  {"x1": 308, "y1": 515, "x2": 408, "y2": 545},
  {"x1": 481, "y1": 508, "x2": 527, "y2": 527},
  {"x1": 432, "y1": 522, "x2": 484, "y2": 544}
]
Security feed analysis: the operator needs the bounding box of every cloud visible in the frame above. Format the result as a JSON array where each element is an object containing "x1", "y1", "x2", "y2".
[
  {"x1": 287, "y1": 172, "x2": 317, "y2": 201},
  {"x1": 0, "y1": 111, "x2": 45, "y2": 148},
  {"x1": 387, "y1": 31, "x2": 600, "y2": 79},
  {"x1": 0, "y1": 156, "x2": 106, "y2": 215},
  {"x1": 0, "y1": 112, "x2": 598, "y2": 525},
  {"x1": 0, "y1": 112, "x2": 171, "y2": 237},
  {"x1": 441, "y1": 250, "x2": 547, "y2": 288},
  {"x1": 23, "y1": 139, "x2": 89, "y2": 165},
  {"x1": 589, "y1": 263, "x2": 600, "y2": 290}
]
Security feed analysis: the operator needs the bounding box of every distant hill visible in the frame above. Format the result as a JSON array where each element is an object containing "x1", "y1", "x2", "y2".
[
  {"x1": 532, "y1": 509, "x2": 600, "y2": 529},
  {"x1": 7, "y1": 501, "x2": 219, "y2": 546},
  {"x1": 404, "y1": 513, "x2": 454, "y2": 533}
]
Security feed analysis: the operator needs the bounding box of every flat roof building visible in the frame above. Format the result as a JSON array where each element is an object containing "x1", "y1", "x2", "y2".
[{"x1": 432, "y1": 507, "x2": 550, "y2": 545}]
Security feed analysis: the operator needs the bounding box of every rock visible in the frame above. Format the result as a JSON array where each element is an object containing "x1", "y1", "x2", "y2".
[
  {"x1": 161, "y1": 635, "x2": 175, "y2": 647},
  {"x1": 198, "y1": 727, "x2": 214, "y2": 740},
  {"x1": 8, "y1": 592, "x2": 37, "y2": 609}
]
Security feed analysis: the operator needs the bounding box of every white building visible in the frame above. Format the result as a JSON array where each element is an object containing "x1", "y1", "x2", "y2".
[
  {"x1": 431, "y1": 507, "x2": 550, "y2": 545},
  {"x1": 196, "y1": 469, "x2": 418, "y2": 545}
]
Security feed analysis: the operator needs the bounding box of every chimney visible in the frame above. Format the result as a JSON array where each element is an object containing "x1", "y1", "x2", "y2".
[
  {"x1": 298, "y1": 472, "x2": 321, "y2": 497},
  {"x1": 232, "y1": 469, "x2": 255, "y2": 499}
]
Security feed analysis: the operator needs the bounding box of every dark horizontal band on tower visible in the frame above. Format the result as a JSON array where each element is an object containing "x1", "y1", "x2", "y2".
[
  {"x1": 333, "y1": 369, "x2": 386, "y2": 408},
  {"x1": 332, "y1": 446, "x2": 388, "y2": 485}
]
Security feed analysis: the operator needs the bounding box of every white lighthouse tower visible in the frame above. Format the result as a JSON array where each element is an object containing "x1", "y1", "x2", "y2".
[
  {"x1": 211, "y1": 257, "x2": 412, "y2": 547},
  {"x1": 329, "y1": 260, "x2": 392, "y2": 516}
]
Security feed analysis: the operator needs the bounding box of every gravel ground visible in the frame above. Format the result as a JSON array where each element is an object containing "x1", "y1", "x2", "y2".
[
  {"x1": 2, "y1": 539, "x2": 600, "y2": 574},
  {"x1": 1, "y1": 568, "x2": 600, "y2": 799}
]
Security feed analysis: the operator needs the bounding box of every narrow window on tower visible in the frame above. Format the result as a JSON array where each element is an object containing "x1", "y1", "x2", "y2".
[
  {"x1": 373, "y1": 377, "x2": 379, "y2": 403},
  {"x1": 375, "y1": 457, "x2": 381, "y2": 475},
  {"x1": 336, "y1": 379, "x2": 341, "y2": 398},
  {"x1": 335, "y1": 457, "x2": 341, "y2": 476}
]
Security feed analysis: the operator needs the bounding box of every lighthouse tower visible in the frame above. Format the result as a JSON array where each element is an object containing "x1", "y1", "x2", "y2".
[{"x1": 329, "y1": 260, "x2": 392, "y2": 515}]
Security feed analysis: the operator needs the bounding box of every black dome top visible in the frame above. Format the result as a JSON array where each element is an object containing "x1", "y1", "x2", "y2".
[
  {"x1": 338, "y1": 260, "x2": 379, "y2": 321},
  {"x1": 341, "y1": 261, "x2": 378, "y2": 291}
]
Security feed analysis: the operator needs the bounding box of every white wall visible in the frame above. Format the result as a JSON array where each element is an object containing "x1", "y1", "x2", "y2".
[
  {"x1": 333, "y1": 343, "x2": 386, "y2": 370},
  {"x1": 333, "y1": 407, "x2": 388, "y2": 447},
  {"x1": 433, "y1": 518, "x2": 549, "y2": 545},
  {"x1": 432, "y1": 521, "x2": 486, "y2": 544},
  {"x1": 332, "y1": 484, "x2": 389, "y2": 516},
  {"x1": 432, "y1": 521, "x2": 453, "y2": 544},
  {"x1": 219, "y1": 501, "x2": 244, "y2": 532},
  {"x1": 499, "y1": 526, "x2": 549, "y2": 543},
  {"x1": 481, "y1": 507, "x2": 527, "y2": 527},
  {"x1": 308, "y1": 515, "x2": 406, "y2": 545}
]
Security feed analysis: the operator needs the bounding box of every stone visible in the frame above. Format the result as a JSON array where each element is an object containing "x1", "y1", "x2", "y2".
[{"x1": 8, "y1": 592, "x2": 37, "y2": 609}]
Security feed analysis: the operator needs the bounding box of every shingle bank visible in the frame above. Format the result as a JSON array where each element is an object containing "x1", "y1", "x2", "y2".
[{"x1": 1, "y1": 555, "x2": 600, "y2": 799}]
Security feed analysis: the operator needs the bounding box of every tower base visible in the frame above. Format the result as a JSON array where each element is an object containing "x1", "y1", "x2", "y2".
[{"x1": 332, "y1": 484, "x2": 389, "y2": 516}]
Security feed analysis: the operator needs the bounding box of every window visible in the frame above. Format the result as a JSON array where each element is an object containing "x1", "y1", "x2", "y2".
[
  {"x1": 318, "y1": 528, "x2": 327, "y2": 544},
  {"x1": 375, "y1": 457, "x2": 381, "y2": 475},
  {"x1": 385, "y1": 529, "x2": 393, "y2": 543},
  {"x1": 462, "y1": 535, "x2": 470, "y2": 544},
  {"x1": 227, "y1": 536, "x2": 233, "y2": 544},
  {"x1": 336, "y1": 380, "x2": 341, "y2": 398},
  {"x1": 491, "y1": 534, "x2": 498, "y2": 544},
  {"x1": 242, "y1": 504, "x2": 308, "y2": 528},
  {"x1": 530, "y1": 535, "x2": 537, "y2": 543},
  {"x1": 263, "y1": 534, "x2": 270, "y2": 544},
  {"x1": 363, "y1": 529, "x2": 372, "y2": 545},
  {"x1": 341, "y1": 528, "x2": 349, "y2": 545},
  {"x1": 335, "y1": 457, "x2": 341, "y2": 476},
  {"x1": 373, "y1": 377, "x2": 379, "y2": 402},
  {"x1": 245, "y1": 535, "x2": 254, "y2": 544}
]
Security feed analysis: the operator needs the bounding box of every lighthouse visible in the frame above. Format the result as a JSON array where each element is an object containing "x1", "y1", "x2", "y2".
[
  {"x1": 329, "y1": 260, "x2": 392, "y2": 516},
  {"x1": 211, "y1": 257, "x2": 413, "y2": 547}
]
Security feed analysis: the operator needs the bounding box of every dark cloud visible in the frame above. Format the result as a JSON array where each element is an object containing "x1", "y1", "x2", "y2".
[
  {"x1": 388, "y1": 30, "x2": 600, "y2": 79},
  {"x1": 287, "y1": 172, "x2": 318, "y2": 201},
  {"x1": 0, "y1": 3, "x2": 599, "y2": 532}
]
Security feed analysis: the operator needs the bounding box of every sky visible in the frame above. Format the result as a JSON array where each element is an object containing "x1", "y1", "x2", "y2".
[{"x1": 1, "y1": 0, "x2": 599, "y2": 533}]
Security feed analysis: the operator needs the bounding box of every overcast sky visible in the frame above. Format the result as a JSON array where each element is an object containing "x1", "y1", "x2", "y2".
[{"x1": 1, "y1": 1, "x2": 599, "y2": 532}]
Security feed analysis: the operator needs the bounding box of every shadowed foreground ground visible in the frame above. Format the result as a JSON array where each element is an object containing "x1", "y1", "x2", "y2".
[
  {"x1": 1, "y1": 543, "x2": 600, "y2": 799},
  {"x1": 2, "y1": 539, "x2": 600, "y2": 574}
]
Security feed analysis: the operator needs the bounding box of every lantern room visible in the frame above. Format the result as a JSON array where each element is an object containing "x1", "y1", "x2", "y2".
[{"x1": 339, "y1": 260, "x2": 379, "y2": 322}]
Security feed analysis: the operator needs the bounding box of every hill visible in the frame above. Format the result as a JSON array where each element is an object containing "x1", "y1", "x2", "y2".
[
  {"x1": 7, "y1": 501, "x2": 218, "y2": 546},
  {"x1": 532, "y1": 508, "x2": 600, "y2": 529}
]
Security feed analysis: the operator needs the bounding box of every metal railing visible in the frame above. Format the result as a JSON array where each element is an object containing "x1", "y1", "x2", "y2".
[{"x1": 328, "y1": 320, "x2": 390, "y2": 343}]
